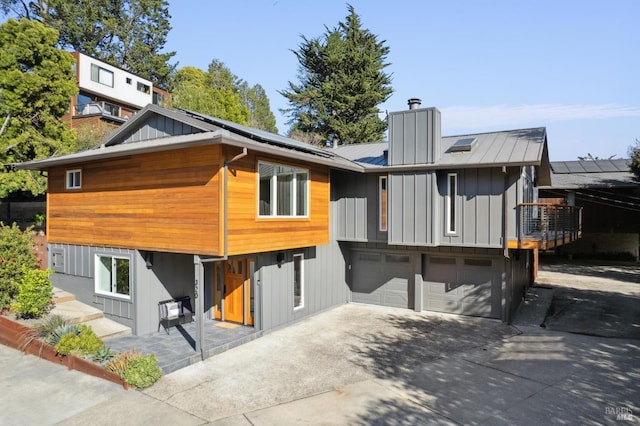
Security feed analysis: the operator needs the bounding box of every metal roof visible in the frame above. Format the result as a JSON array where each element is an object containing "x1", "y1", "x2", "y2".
[
  {"x1": 332, "y1": 127, "x2": 548, "y2": 169},
  {"x1": 16, "y1": 104, "x2": 363, "y2": 172},
  {"x1": 545, "y1": 159, "x2": 636, "y2": 188}
]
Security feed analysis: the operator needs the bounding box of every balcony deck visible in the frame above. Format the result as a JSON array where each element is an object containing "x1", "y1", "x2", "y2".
[{"x1": 509, "y1": 203, "x2": 583, "y2": 250}]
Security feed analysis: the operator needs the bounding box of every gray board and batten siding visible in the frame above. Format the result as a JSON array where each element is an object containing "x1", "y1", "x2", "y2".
[
  {"x1": 332, "y1": 170, "x2": 388, "y2": 243},
  {"x1": 257, "y1": 239, "x2": 350, "y2": 332},
  {"x1": 49, "y1": 244, "x2": 136, "y2": 331},
  {"x1": 333, "y1": 166, "x2": 523, "y2": 248},
  {"x1": 388, "y1": 108, "x2": 441, "y2": 165}
]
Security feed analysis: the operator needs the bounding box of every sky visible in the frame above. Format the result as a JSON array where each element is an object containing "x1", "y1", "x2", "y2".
[{"x1": 165, "y1": 0, "x2": 639, "y2": 161}]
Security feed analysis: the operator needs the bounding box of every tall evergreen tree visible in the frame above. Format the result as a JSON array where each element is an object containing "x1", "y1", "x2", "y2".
[
  {"x1": 0, "y1": 0, "x2": 176, "y2": 87},
  {"x1": 0, "y1": 18, "x2": 77, "y2": 197},
  {"x1": 281, "y1": 4, "x2": 393, "y2": 145},
  {"x1": 239, "y1": 82, "x2": 278, "y2": 133}
]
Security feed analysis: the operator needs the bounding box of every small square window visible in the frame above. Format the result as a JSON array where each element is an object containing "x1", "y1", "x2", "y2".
[
  {"x1": 66, "y1": 169, "x2": 81, "y2": 189},
  {"x1": 126, "y1": 77, "x2": 132, "y2": 85}
]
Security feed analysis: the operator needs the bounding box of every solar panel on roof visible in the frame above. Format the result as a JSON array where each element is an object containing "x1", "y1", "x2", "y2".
[
  {"x1": 551, "y1": 162, "x2": 571, "y2": 174},
  {"x1": 450, "y1": 137, "x2": 477, "y2": 152}
]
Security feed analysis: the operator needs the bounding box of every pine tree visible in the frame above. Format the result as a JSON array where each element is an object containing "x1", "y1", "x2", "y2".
[
  {"x1": 240, "y1": 83, "x2": 278, "y2": 133},
  {"x1": 281, "y1": 4, "x2": 393, "y2": 145}
]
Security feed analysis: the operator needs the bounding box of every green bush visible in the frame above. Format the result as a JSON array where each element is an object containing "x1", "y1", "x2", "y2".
[
  {"x1": 54, "y1": 324, "x2": 104, "y2": 357},
  {"x1": 121, "y1": 354, "x2": 162, "y2": 389},
  {"x1": 11, "y1": 267, "x2": 53, "y2": 319},
  {"x1": 0, "y1": 223, "x2": 37, "y2": 311}
]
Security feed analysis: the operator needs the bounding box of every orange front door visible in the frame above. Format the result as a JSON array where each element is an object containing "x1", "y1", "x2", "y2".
[{"x1": 224, "y1": 260, "x2": 245, "y2": 323}]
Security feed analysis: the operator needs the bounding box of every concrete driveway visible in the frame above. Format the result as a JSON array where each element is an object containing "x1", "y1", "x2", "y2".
[
  {"x1": 2, "y1": 261, "x2": 639, "y2": 425},
  {"x1": 537, "y1": 260, "x2": 640, "y2": 339}
]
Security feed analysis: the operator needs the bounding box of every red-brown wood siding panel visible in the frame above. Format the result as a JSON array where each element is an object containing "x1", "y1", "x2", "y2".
[
  {"x1": 47, "y1": 145, "x2": 223, "y2": 255},
  {"x1": 225, "y1": 148, "x2": 330, "y2": 256}
]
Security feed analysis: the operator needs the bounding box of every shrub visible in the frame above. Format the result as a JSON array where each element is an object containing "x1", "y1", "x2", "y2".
[
  {"x1": 11, "y1": 267, "x2": 53, "y2": 319},
  {"x1": 121, "y1": 354, "x2": 162, "y2": 389},
  {"x1": 106, "y1": 350, "x2": 162, "y2": 388},
  {"x1": 0, "y1": 223, "x2": 37, "y2": 311},
  {"x1": 54, "y1": 324, "x2": 103, "y2": 357}
]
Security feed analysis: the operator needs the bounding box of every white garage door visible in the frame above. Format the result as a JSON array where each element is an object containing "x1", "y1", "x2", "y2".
[
  {"x1": 351, "y1": 251, "x2": 413, "y2": 309},
  {"x1": 423, "y1": 255, "x2": 502, "y2": 318}
]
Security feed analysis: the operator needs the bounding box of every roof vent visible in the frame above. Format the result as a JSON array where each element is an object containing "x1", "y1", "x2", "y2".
[
  {"x1": 407, "y1": 98, "x2": 422, "y2": 110},
  {"x1": 450, "y1": 137, "x2": 477, "y2": 152}
]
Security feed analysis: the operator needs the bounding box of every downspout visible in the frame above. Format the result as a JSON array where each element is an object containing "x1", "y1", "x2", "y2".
[
  {"x1": 194, "y1": 147, "x2": 248, "y2": 361},
  {"x1": 502, "y1": 166, "x2": 511, "y2": 323}
]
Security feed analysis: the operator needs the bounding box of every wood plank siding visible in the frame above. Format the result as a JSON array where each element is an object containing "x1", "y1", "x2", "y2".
[
  {"x1": 225, "y1": 147, "x2": 330, "y2": 255},
  {"x1": 47, "y1": 145, "x2": 223, "y2": 255}
]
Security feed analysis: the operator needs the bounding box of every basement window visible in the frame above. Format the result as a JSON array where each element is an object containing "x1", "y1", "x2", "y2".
[{"x1": 66, "y1": 169, "x2": 82, "y2": 189}]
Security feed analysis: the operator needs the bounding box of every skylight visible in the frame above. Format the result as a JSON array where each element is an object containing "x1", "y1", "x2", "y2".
[{"x1": 450, "y1": 137, "x2": 477, "y2": 152}]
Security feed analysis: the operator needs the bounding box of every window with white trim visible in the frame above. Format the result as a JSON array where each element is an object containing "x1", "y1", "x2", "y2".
[
  {"x1": 258, "y1": 161, "x2": 309, "y2": 217},
  {"x1": 446, "y1": 173, "x2": 457, "y2": 234},
  {"x1": 293, "y1": 253, "x2": 304, "y2": 309},
  {"x1": 95, "y1": 255, "x2": 130, "y2": 299},
  {"x1": 66, "y1": 169, "x2": 82, "y2": 189},
  {"x1": 379, "y1": 176, "x2": 387, "y2": 231},
  {"x1": 90, "y1": 64, "x2": 114, "y2": 87}
]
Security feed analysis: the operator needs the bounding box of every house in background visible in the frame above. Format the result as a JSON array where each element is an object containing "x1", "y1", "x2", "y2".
[
  {"x1": 539, "y1": 159, "x2": 639, "y2": 260},
  {"x1": 62, "y1": 52, "x2": 168, "y2": 130},
  {"x1": 16, "y1": 100, "x2": 580, "y2": 340}
]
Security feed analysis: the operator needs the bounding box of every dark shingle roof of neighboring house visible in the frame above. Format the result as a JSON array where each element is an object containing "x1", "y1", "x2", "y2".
[
  {"x1": 333, "y1": 127, "x2": 548, "y2": 168},
  {"x1": 544, "y1": 159, "x2": 636, "y2": 188}
]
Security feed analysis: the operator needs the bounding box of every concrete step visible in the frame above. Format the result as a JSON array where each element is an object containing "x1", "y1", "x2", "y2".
[
  {"x1": 83, "y1": 317, "x2": 131, "y2": 339},
  {"x1": 50, "y1": 300, "x2": 104, "y2": 324},
  {"x1": 52, "y1": 287, "x2": 75, "y2": 304}
]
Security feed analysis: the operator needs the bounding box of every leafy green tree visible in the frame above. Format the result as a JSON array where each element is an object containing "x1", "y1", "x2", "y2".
[
  {"x1": 0, "y1": 0, "x2": 176, "y2": 87},
  {"x1": 171, "y1": 61, "x2": 250, "y2": 125},
  {"x1": 0, "y1": 18, "x2": 77, "y2": 197},
  {"x1": 281, "y1": 4, "x2": 393, "y2": 145},
  {"x1": 629, "y1": 139, "x2": 640, "y2": 183}
]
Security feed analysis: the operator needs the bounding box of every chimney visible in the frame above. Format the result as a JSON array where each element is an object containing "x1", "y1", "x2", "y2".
[
  {"x1": 388, "y1": 99, "x2": 441, "y2": 165},
  {"x1": 407, "y1": 98, "x2": 422, "y2": 110}
]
